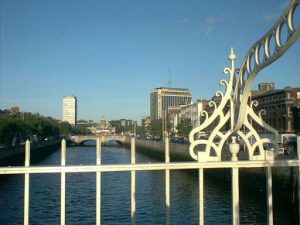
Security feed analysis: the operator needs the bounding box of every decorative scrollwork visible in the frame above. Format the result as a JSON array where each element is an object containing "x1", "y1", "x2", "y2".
[
  {"x1": 223, "y1": 67, "x2": 231, "y2": 75},
  {"x1": 232, "y1": 0, "x2": 300, "y2": 132},
  {"x1": 200, "y1": 111, "x2": 209, "y2": 122},
  {"x1": 208, "y1": 101, "x2": 217, "y2": 109},
  {"x1": 220, "y1": 79, "x2": 229, "y2": 86},
  {"x1": 215, "y1": 91, "x2": 224, "y2": 99},
  {"x1": 250, "y1": 100, "x2": 259, "y2": 108},
  {"x1": 259, "y1": 109, "x2": 267, "y2": 118},
  {"x1": 188, "y1": 0, "x2": 299, "y2": 163},
  {"x1": 189, "y1": 46, "x2": 284, "y2": 161},
  {"x1": 189, "y1": 48, "x2": 236, "y2": 161}
]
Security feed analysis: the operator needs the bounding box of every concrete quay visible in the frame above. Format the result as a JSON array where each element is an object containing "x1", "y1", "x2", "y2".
[
  {"x1": 0, "y1": 139, "x2": 61, "y2": 165},
  {"x1": 126, "y1": 139, "x2": 298, "y2": 215}
]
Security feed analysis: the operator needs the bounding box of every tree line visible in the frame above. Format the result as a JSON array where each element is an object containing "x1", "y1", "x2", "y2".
[
  {"x1": 148, "y1": 118, "x2": 192, "y2": 138},
  {"x1": 0, "y1": 111, "x2": 88, "y2": 147}
]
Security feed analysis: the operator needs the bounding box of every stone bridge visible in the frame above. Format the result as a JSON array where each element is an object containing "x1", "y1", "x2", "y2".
[{"x1": 66, "y1": 135, "x2": 130, "y2": 146}]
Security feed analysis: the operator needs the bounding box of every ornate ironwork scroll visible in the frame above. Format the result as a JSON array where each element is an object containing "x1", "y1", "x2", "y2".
[
  {"x1": 233, "y1": 0, "x2": 300, "y2": 132},
  {"x1": 189, "y1": 0, "x2": 300, "y2": 161}
]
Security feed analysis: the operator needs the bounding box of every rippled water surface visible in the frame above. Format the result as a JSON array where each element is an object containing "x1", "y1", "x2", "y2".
[{"x1": 0, "y1": 142, "x2": 296, "y2": 225}]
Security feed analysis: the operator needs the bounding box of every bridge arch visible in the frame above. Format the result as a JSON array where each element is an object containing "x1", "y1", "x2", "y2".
[{"x1": 66, "y1": 135, "x2": 130, "y2": 146}]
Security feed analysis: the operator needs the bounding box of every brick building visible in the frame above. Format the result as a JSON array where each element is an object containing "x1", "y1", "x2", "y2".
[{"x1": 252, "y1": 86, "x2": 300, "y2": 134}]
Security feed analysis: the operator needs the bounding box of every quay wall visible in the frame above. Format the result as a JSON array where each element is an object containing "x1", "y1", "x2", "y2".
[
  {"x1": 125, "y1": 139, "x2": 231, "y2": 162},
  {"x1": 0, "y1": 139, "x2": 61, "y2": 165},
  {"x1": 134, "y1": 139, "x2": 192, "y2": 161},
  {"x1": 124, "y1": 139, "x2": 299, "y2": 215},
  {"x1": 126, "y1": 139, "x2": 297, "y2": 182}
]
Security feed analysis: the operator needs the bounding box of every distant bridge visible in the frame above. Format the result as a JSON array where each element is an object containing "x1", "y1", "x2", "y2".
[
  {"x1": 66, "y1": 135, "x2": 131, "y2": 146},
  {"x1": 66, "y1": 135, "x2": 194, "y2": 161}
]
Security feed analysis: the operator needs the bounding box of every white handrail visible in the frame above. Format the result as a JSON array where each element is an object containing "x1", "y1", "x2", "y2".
[{"x1": 0, "y1": 160, "x2": 298, "y2": 175}]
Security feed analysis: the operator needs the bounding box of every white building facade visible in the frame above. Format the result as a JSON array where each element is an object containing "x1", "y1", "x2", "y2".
[
  {"x1": 63, "y1": 96, "x2": 77, "y2": 125},
  {"x1": 150, "y1": 87, "x2": 192, "y2": 121},
  {"x1": 180, "y1": 99, "x2": 207, "y2": 128}
]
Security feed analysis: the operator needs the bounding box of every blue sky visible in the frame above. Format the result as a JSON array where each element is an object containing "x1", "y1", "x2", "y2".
[{"x1": 1, "y1": 0, "x2": 299, "y2": 122}]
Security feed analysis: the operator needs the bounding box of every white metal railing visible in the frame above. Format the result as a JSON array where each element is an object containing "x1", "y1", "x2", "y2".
[{"x1": 0, "y1": 137, "x2": 299, "y2": 225}]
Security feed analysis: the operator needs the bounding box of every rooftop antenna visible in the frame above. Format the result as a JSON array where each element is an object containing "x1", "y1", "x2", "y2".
[{"x1": 167, "y1": 66, "x2": 172, "y2": 87}]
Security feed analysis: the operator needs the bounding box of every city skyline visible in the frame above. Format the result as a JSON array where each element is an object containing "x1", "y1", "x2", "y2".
[{"x1": 1, "y1": 0, "x2": 299, "y2": 121}]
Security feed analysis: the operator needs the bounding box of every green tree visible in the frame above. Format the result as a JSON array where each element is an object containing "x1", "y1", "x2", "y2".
[
  {"x1": 149, "y1": 119, "x2": 162, "y2": 137},
  {"x1": 0, "y1": 114, "x2": 31, "y2": 145},
  {"x1": 59, "y1": 122, "x2": 73, "y2": 135},
  {"x1": 149, "y1": 118, "x2": 172, "y2": 137},
  {"x1": 136, "y1": 125, "x2": 145, "y2": 136},
  {"x1": 73, "y1": 125, "x2": 90, "y2": 135},
  {"x1": 115, "y1": 124, "x2": 134, "y2": 134},
  {"x1": 0, "y1": 111, "x2": 93, "y2": 146},
  {"x1": 177, "y1": 118, "x2": 192, "y2": 138}
]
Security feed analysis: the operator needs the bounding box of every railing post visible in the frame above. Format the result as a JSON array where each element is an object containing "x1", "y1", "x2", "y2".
[
  {"x1": 198, "y1": 151, "x2": 204, "y2": 225},
  {"x1": 229, "y1": 137, "x2": 240, "y2": 225},
  {"x1": 165, "y1": 136, "x2": 170, "y2": 225},
  {"x1": 232, "y1": 167, "x2": 239, "y2": 225},
  {"x1": 61, "y1": 139, "x2": 66, "y2": 225},
  {"x1": 24, "y1": 140, "x2": 30, "y2": 225},
  {"x1": 297, "y1": 135, "x2": 300, "y2": 225},
  {"x1": 266, "y1": 166, "x2": 273, "y2": 225},
  {"x1": 96, "y1": 138, "x2": 101, "y2": 225},
  {"x1": 131, "y1": 137, "x2": 136, "y2": 225}
]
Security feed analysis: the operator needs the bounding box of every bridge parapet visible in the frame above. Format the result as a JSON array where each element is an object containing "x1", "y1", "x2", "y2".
[{"x1": 66, "y1": 135, "x2": 130, "y2": 145}]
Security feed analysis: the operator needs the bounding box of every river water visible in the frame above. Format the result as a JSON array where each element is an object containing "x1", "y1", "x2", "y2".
[{"x1": 0, "y1": 141, "x2": 297, "y2": 225}]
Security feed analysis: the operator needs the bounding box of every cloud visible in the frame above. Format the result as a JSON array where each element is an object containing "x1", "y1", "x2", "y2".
[
  {"x1": 264, "y1": 12, "x2": 281, "y2": 21},
  {"x1": 205, "y1": 26, "x2": 214, "y2": 35},
  {"x1": 178, "y1": 18, "x2": 188, "y2": 24},
  {"x1": 205, "y1": 16, "x2": 222, "y2": 35},
  {"x1": 205, "y1": 16, "x2": 221, "y2": 25},
  {"x1": 263, "y1": 1, "x2": 290, "y2": 21},
  {"x1": 279, "y1": 1, "x2": 290, "y2": 10}
]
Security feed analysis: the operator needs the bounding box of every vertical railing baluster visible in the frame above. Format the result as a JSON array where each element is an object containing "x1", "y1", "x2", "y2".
[
  {"x1": 24, "y1": 140, "x2": 30, "y2": 225},
  {"x1": 61, "y1": 139, "x2": 66, "y2": 225},
  {"x1": 230, "y1": 137, "x2": 240, "y2": 225},
  {"x1": 131, "y1": 137, "x2": 136, "y2": 225},
  {"x1": 198, "y1": 152, "x2": 204, "y2": 225},
  {"x1": 165, "y1": 137, "x2": 170, "y2": 225},
  {"x1": 232, "y1": 167, "x2": 239, "y2": 225},
  {"x1": 297, "y1": 135, "x2": 300, "y2": 225},
  {"x1": 266, "y1": 166, "x2": 273, "y2": 225},
  {"x1": 96, "y1": 138, "x2": 101, "y2": 225}
]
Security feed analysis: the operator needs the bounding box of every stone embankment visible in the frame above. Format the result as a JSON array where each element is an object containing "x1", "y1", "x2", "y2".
[
  {"x1": 0, "y1": 139, "x2": 61, "y2": 164},
  {"x1": 127, "y1": 139, "x2": 298, "y2": 215},
  {"x1": 126, "y1": 139, "x2": 233, "y2": 162}
]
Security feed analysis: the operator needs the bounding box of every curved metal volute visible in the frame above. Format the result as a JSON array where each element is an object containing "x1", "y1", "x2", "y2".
[{"x1": 232, "y1": 0, "x2": 300, "y2": 132}]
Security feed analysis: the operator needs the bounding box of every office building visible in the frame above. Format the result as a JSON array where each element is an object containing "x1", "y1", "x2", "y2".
[
  {"x1": 142, "y1": 116, "x2": 151, "y2": 130},
  {"x1": 150, "y1": 87, "x2": 192, "y2": 121},
  {"x1": 62, "y1": 96, "x2": 77, "y2": 125},
  {"x1": 180, "y1": 99, "x2": 209, "y2": 128},
  {"x1": 109, "y1": 119, "x2": 137, "y2": 129},
  {"x1": 252, "y1": 85, "x2": 300, "y2": 134},
  {"x1": 258, "y1": 82, "x2": 275, "y2": 92}
]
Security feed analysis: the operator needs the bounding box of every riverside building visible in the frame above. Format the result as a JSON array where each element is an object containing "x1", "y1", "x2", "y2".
[
  {"x1": 150, "y1": 87, "x2": 192, "y2": 121},
  {"x1": 180, "y1": 99, "x2": 209, "y2": 128},
  {"x1": 252, "y1": 85, "x2": 300, "y2": 134},
  {"x1": 62, "y1": 96, "x2": 77, "y2": 125}
]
